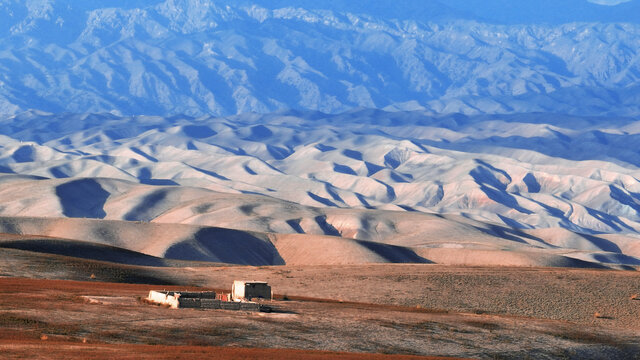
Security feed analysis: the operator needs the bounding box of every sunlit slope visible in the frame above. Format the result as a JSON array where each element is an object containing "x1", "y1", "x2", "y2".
[
  {"x1": 2, "y1": 111, "x2": 640, "y2": 236},
  {"x1": 2, "y1": 110, "x2": 640, "y2": 267},
  {"x1": 0, "y1": 176, "x2": 637, "y2": 268}
]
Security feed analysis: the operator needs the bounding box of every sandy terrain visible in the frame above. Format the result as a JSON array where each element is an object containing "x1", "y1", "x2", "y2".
[{"x1": 2, "y1": 8, "x2": 640, "y2": 359}]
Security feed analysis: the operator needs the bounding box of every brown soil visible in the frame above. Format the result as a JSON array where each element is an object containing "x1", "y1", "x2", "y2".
[
  {"x1": 0, "y1": 277, "x2": 639, "y2": 359},
  {"x1": 2, "y1": 247, "x2": 640, "y2": 358},
  {"x1": 0, "y1": 340, "x2": 453, "y2": 360},
  {"x1": 149, "y1": 263, "x2": 640, "y2": 329},
  {"x1": 3, "y1": 247, "x2": 640, "y2": 330}
]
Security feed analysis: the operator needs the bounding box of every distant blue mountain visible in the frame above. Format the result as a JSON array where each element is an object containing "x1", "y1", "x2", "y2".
[
  {"x1": 0, "y1": 0, "x2": 639, "y2": 117},
  {"x1": 445, "y1": 0, "x2": 640, "y2": 24},
  {"x1": 225, "y1": 0, "x2": 640, "y2": 24}
]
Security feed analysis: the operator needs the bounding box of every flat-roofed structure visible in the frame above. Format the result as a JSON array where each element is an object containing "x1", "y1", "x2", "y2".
[{"x1": 232, "y1": 281, "x2": 272, "y2": 301}]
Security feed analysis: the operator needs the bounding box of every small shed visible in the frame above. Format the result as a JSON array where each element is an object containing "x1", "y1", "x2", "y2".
[{"x1": 232, "y1": 280, "x2": 272, "y2": 301}]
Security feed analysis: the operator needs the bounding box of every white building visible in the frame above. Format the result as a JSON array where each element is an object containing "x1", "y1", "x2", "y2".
[{"x1": 232, "y1": 281, "x2": 272, "y2": 301}]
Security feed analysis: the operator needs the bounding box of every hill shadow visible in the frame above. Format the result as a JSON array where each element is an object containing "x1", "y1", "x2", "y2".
[
  {"x1": 11, "y1": 145, "x2": 36, "y2": 163},
  {"x1": 0, "y1": 165, "x2": 14, "y2": 174},
  {"x1": 123, "y1": 189, "x2": 169, "y2": 221},
  {"x1": 164, "y1": 228, "x2": 285, "y2": 266},
  {"x1": 0, "y1": 239, "x2": 167, "y2": 267},
  {"x1": 422, "y1": 131, "x2": 640, "y2": 168},
  {"x1": 355, "y1": 240, "x2": 431, "y2": 263},
  {"x1": 55, "y1": 179, "x2": 109, "y2": 219},
  {"x1": 181, "y1": 125, "x2": 217, "y2": 139}
]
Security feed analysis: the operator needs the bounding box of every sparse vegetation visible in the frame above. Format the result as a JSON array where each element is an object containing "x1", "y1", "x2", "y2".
[
  {"x1": 0, "y1": 314, "x2": 48, "y2": 327},
  {"x1": 593, "y1": 312, "x2": 613, "y2": 320},
  {"x1": 0, "y1": 266, "x2": 639, "y2": 359}
]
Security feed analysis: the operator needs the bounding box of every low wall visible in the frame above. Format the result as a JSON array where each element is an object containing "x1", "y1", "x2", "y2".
[
  {"x1": 179, "y1": 298, "x2": 222, "y2": 309},
  {"x1": 175, "y1": 292, "x2": 217, "y2": 299},
  {"x1": 147, "y1": 290, "x2": 261, "y2": 311}
]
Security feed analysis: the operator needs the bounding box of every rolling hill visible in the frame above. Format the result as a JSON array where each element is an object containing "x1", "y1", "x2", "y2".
[{"x1": 0, "y1": 110, "x2": 639, "y2": 268}]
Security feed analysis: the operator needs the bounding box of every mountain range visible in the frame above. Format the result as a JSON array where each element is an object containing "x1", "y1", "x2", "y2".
[
  {"x1": 1, "y1": 0, "x2": 640, "y2": 116},
  {"x1": 2, "y1": 1, "x2": 640, "y2": 268}
]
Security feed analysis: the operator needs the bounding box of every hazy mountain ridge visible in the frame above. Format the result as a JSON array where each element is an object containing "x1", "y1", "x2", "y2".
[{"x1": 1, "y1": 0, "x2": 640, "y2": 116}]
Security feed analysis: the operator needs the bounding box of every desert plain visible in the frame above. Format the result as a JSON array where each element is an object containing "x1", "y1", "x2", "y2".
[{"x1": 1, "y1": 245, "x2": 640, "y2": 359}]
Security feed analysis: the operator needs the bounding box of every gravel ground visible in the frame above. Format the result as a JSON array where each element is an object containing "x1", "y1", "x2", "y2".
[
  {"x1": 178, "y1": 264, "x2": 640, "y2": 329},
  {"x1": 0, "y1": 278, "x2": 639, "y2": 359},
  {"x1": 2, "y1": 250, "x2": 640, "y2": 358}
]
